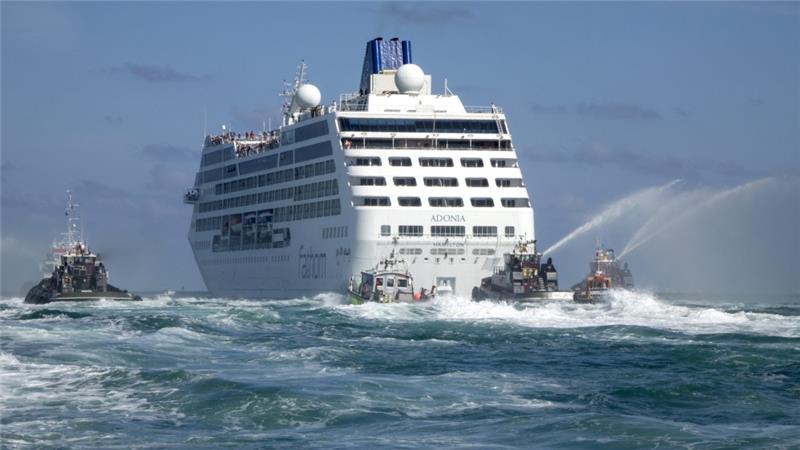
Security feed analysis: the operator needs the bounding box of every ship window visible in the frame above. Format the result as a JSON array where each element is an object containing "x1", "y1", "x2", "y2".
[
  {"x1": 399, "y1": 247, "x2": 423, "y2": 255},
  {"x1": 351, "y1": 157, "x2": 382, "y2": 166},
  {"x1": 202, "y1": 149, "x2": 225, "y2": 166},
  {"x1": 428, "y1": 197, "x2": 463, "y2": 207},
  {"x1": 490, "y1": 158, "x2": 517, "y2": 168},
  {"x1": 398, "y1": 279, "x2": 408, "y2": 288},
  {"x1": 431, "y1": 226, "x2": 465, "y2": 237},
  {"x1": 419, "y1": 157, "x2": 453, "y2": 167},
  {"x1": 381, "y1": 225, "x2": 391, "y2": 236},
  {"x1": 424, "y1": 177, "x2": 458, "y2": 187},
  {"x1": 461, "y1": 158, "x2": 484, "y2": 168},
  {"x1": 239, "y1": 154, "x2": 278, "y2": 176},
  {"x1": 466, "y1": 178, "x2": 489, "y2": 187},
  {"x1": 281, "y1": 129, "x2": 295, "y2": 145},
  {"x1": 389, "y1": 157, "x2": 412, "y2": 166},
  {"x1": 387, "y1": 278, "x2": 395, "y2": 287},
  {"x1": 501, "y1": 198, "x2": 530, "y2": 208},
  {"x1": 470, "y1": 198, "x2": 494, "y2": 207},
  {"x1": 201, "y1": 167, "x2": 224, "y2": 184},
  {"x1": 430, "y1": 248, "x2": 465, "y2": 255},
  {"x1": 496, "y1": 178, "x2": 524, "y2": 187},
  {"x1": 356, "y1": 196, "x2": 390, "y2": 206},
  {"x1": 399, "y1": 225, "x2": 423, "y2": 236},
  {"x1": 473, "y1": 226, "x2": 497, "y2": 237},
  {"x1": 472, "y1": 248, "x2": 496, "y2": 255},
  {"x1": 393, "y1": 177, "x2": 417, "y2": 186},
  {"x1": 398, "y1": 197, "x2": 422, "y2": 207},
  {"x1": 294, "y1": 120, "x2": 329, "y2": 142},
  {"x1": 505, "y1": 226, "x2": 515, "y2": 237},
  {"x1": 338, "y1": 118, "x2": 499, "y2": 134},
  {"x1": 279, "y1": 150, "x2": 294, "y2": 167},
  {"x1": 295, "y1": 141, "x2": 333, "y2": 163},
  {"x1": 357, "y1": 176, "x2": 386, "y2": 186}
]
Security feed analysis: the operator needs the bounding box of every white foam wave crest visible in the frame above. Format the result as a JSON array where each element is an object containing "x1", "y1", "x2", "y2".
[
  {"x1": 326, "y1": 370, "x2": 565, "y2": 425},
  {"x1": 336, "y1": 291, "x2": 799, "y2": 337},
  {"x1": 0, "y1": 352, "x2": 183, "y2": 423}
]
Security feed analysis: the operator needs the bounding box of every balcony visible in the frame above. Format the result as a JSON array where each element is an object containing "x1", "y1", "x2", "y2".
[{"x1": 183, "y1": 188, "x2": 200, "y2": 204}]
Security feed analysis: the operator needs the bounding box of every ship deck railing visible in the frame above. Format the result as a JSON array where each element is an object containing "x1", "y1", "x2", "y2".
[
  {"x1": 338, "y1": 102, "x2": 504, "y2": 114},
  {"x1": 337, "y1": 93, "x2": 503, "y2": 114},
  {"x1": 205, "y1": 132, "x2": 283, "y2": 158},
  {"x1": 342, "y1": 138, "x2": 512, "y2": 151}
]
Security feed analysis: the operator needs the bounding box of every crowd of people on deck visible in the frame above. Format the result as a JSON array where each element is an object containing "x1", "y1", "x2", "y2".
[{"x1": 208, "y1": 130, "x2": 281, "y2": 158}]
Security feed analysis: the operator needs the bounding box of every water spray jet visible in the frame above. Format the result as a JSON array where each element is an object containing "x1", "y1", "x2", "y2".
[
  {"x1": 542, "y1": 179, "x2": 681, "y2": 256},
  {"x1": 618, "y1": 177, "x2": 777, "y2": 258}
]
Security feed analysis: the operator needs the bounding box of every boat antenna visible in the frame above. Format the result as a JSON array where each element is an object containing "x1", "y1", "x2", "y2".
[
  {"x1": 64, "y1": 190, "x2": 82, "y2": 248},
  {"x1": 444, "y1": 78, "x2": 454, "y2": 96}
]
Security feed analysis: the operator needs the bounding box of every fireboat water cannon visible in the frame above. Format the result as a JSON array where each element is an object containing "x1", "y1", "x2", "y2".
[
  {"x1": 472, "y1": 239, "x2": 573, "y2": 302},
  {"x1": 281, "y1": 62, "x2": 321, "y2": 126}
]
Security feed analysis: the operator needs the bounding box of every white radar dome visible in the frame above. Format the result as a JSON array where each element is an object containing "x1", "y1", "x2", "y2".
[
  {"x1": 395, "y1": 64, "x2": 425, "y2": 94},
  {"x1": 295, "y1": 84, "x2": 321, "y2": 109}
]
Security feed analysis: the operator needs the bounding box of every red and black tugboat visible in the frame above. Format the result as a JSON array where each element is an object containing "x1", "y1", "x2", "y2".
[{"x1": 572, "y1": 245, "x2": 634, "y2": 303}]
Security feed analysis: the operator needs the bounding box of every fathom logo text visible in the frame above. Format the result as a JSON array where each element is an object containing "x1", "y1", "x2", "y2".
[{"x1": 431, "y1": 214, "x2": 466, "y2": 223}]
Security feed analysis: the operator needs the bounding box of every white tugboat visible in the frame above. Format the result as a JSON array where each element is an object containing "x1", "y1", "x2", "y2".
[
  {"x1": 347, "y1": 248, "x2": 435, "y2": 304},
  {"x1": 24, "y1": 192, "x2": 141, "y2": 304}
]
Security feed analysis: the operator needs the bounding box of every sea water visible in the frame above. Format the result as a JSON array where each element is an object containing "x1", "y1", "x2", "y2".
[{"x1": 1, "y1": 291, "x2": 798, "y2": 449}]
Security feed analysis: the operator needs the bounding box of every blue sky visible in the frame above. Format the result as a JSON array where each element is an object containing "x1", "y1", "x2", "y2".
[{"x1": 2, "y1": 2, "x2": 799, "y2": 294}]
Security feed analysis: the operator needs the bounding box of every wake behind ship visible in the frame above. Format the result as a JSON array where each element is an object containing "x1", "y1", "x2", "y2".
[{"x1": 185, "y1": 38, "x2": 536, "y2": 298}]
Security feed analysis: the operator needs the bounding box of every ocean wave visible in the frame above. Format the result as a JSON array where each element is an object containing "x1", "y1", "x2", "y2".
[
  {"x1": 336, "y1": 291, "x2": 800, "y2": 337},
  {"x1": 0, "y1": 352, "x2": 183, "y2": 421}
]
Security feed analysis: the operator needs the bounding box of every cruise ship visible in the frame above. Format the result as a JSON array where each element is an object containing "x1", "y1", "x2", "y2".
[{"x1": 185, "y1": 38, "x2": 534, "y2": 298}]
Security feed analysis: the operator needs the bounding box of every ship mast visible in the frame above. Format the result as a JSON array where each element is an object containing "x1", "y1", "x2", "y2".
[
  {"x1": 280, "y1": 61, "x2": 308, "y2": 126},
  {"x1": 63, "y1": 190, "x2": 83, "y2": 248}
]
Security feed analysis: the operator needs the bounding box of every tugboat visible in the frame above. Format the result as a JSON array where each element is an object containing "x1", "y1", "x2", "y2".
[
  {"x1": 471, "y1": 240, "x2": 572, "y2": 302},
  {"x1": 347, "y1": 250, "x2": 434, "y2": 304},
  {"x1": 24, "y1": 192, "x2": 141, "y2": 304},
  {"x1": 572, "y1": 245, "x2": 633, "y2": 303},
  {"x1": 572, "y1": 272, "x2": 613, "y2": 303}
]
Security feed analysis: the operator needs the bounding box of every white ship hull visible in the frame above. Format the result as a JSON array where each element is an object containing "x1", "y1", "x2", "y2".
[{"x1": 192, "y1": 209, "x2": 532, "y2": 298}]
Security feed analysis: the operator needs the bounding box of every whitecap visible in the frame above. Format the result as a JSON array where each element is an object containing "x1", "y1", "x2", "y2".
[{"x1": 332, "y1": 291, "x2": 800, "y2": 337}]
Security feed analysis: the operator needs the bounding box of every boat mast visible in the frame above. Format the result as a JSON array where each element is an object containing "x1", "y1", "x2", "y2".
[
  {"x1": 280, "y1": 61, "x2": 308, "y2": 126},
  {"x1": 64, "y1": 190, "x2": 82, "y2": 248}
]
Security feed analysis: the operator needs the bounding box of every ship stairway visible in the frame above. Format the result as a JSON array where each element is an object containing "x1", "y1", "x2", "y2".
[{"x1": 493, "y1": 114, "x2": 505, "y2": 139}]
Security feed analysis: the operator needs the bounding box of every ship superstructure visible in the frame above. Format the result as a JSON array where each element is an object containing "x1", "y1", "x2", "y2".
[
  {"x1": 39, "y1": 190, "x2": 83, "y2": 278},
  {"x1": 576, "y1": 245, "x2": 635, "y2": 290},
  {"x1": 185, "y1": 38, "x2": 534, "y2": 297}
]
